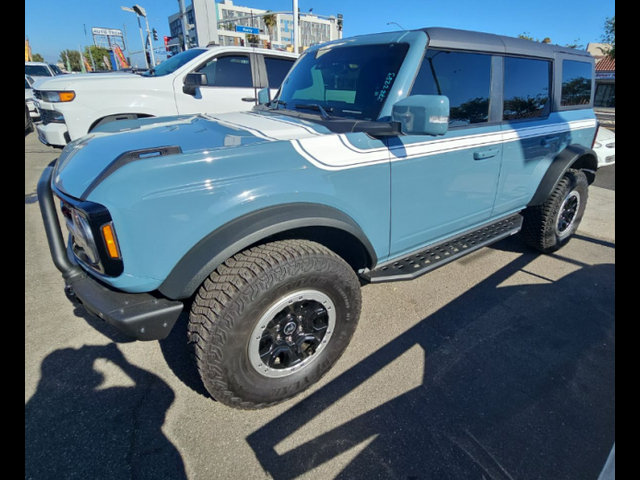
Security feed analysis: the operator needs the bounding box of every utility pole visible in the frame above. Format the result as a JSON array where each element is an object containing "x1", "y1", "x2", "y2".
[
  {"x1": 293, "y1": 0, "x2": 299, "y2": 54},
  {"x1": 178, "y1": 0, "x2": 190, "y2": 50}
]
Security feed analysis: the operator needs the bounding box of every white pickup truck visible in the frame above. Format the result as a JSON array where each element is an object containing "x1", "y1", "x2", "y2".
[{"x1": 34, "y1": 46, "x2": 298, "y2": 147}]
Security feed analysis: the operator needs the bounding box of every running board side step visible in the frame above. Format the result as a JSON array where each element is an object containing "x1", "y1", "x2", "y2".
[{"x1": 361, "y1": 214, "x2": 523, "y2": 284}]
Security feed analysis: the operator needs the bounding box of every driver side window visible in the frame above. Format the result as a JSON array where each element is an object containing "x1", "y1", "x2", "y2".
[
  {"x1": 411, "y1": 50, "x2": 493, "y2": 126},
  {"x1": 196, "y1": 55, "x2": 253, "y2": 88}
]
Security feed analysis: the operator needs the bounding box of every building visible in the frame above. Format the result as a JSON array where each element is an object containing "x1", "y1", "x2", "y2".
[
  {"x1": 587, "y1": 43, "x2": 616, "y2": 112},
  {"x1": 168, "y1": 0, "x2": 343, "y2": 54}
]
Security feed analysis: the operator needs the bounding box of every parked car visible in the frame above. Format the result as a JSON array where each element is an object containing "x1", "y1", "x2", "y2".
[
  {"x1": 25, "y1": 101, "x2": 33, "y2": 134},
  {"x1": 25, "y1": 75, "x2": 39, "y2": 120},
  {"x1": 593, "y1": 127, "x2": 616, "y2": 167},
  {"x1": 39, "y1": 28, "x2": 599, "y2": 410},
  {"x1": 33, "y1": 47, "x2": 298, "y2": 147},
  {"x1": 25, "y1": 61, "x2": 64, "y2": 81}
]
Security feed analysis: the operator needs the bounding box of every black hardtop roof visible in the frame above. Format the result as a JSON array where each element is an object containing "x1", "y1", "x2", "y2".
[{"x1": 422, "y1": 27, "x2": 593, "y2": 60}]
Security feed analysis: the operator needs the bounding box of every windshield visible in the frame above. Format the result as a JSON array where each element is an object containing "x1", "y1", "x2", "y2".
[
  {"x1": 142, "y1": 49, "x2": 208, "y2": 77},
  {"x1": 25, "y1": 65, "x2": 52, "y2": 77},
  {"x1": 277, "y1": 43, "x2": 410, "y2": 121}
]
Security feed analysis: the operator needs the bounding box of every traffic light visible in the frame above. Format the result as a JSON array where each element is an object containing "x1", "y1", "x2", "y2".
[{"x1": 152, "y1": 28, "x2": 158, "y2": 42}]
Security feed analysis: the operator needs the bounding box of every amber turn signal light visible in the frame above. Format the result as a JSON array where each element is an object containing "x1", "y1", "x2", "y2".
[{"x1": 102, "y1": 224, "x2": 121, "y2": 259}]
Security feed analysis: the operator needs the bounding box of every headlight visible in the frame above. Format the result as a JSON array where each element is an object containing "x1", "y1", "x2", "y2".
[
  {"x1": 39, "y1": 90, "x2": 76, "y2": 103},
  {"x1": 71, "y1": 210, "x2": 100, "y2": 265},
  {"x1": 59, "y1": 198, "x2": 124, "y2": 276}
]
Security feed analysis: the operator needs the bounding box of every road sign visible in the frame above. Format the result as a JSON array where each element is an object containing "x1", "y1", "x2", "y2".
[{"x1": 236, "y1": 26, "x2": 260, "y2": 35}]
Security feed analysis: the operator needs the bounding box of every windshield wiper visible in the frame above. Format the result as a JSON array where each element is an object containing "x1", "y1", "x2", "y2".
[
  {"x1": 270, "y1": 100, "x2": 287, "y2": 109},
  {"x1": 295, "y1": 104, "x2": 333, "y2": 120}
]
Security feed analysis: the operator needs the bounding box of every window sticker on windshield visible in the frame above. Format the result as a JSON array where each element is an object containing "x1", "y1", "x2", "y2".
[{"x1": 377, "y1": 73, "x2": 397, "y2": 102}]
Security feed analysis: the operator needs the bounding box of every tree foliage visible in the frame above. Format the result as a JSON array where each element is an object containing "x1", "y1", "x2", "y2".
[
  {"x1": 59, "y1": 49, "x2": 81, "y2": 72},
  {"x1": 602, "y1": 15, "x2": 616, "y2": 59},
  {"x1": 85, "y1": 45, "x2": 111, "y2": 70},
  {"x1": 518, "y1": 33, "x2": 552, "y2": 44},
  {"x1": 31, "y1": 53, "x2": 45, "y2": 62},
  {"x1": 263, "y1": 12, "x2": 278, "y2": 40}
]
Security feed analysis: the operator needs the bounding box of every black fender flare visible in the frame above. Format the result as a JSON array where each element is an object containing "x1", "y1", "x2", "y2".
[
  {"x1": 158, "y1": 203, "x2": 378, "y2": 300},
  {"x1": 528, "y1": 145, "x2": 598, "y2": 206}
]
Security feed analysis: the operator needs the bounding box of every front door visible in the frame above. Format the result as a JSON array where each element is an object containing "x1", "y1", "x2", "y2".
[
  {"x1": 175, "y1": 53, "x2": 256, "y2": 115},
  {"x1": 390, "y1": 50, "x2": 502, "y2": 258}
]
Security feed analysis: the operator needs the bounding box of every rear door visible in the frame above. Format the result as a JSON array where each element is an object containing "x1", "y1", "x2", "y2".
[
  {"x1": 175, "y1": 53, "x2": 257, "y2": 115},
  {"x1": 493, "y1": 57, "x2": 559, "y2": 216}
]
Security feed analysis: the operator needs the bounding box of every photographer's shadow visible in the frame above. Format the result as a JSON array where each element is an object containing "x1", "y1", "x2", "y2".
[{"x1": 25, "y1": 344, "x2": 187, "y2": 480}]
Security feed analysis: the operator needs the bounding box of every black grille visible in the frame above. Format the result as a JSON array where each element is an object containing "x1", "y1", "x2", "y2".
[
  {"x1": 33, "y1": 90, "x2": 43, "y2": 100},
  {"x1": 40, "y1": 109, "x2": 63, "y2": 125}
]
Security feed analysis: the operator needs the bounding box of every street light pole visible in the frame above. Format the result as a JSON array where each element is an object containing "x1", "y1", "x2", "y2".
[
  {"x1": 178, "y1": 0, "x2": 190, "y2": 51},
  {"x1": 122, "y1": 5, "x2": 149, "y2": 69},
  {"x1": 142, "y1": 15, "x2": 156, "y2": 66},
  {"x1": 293, "y1": 0, "x2": 299, "y2": 54}
]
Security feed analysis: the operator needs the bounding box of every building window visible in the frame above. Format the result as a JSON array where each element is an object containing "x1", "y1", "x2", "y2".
[
  {"x1": 562, "y1": 60, "x2": 593, "y2": 107},
  {"x1": 411, "y1": 50, "x2": 493, "y2": 126},
  {"x1": 503, "y1": 57, "x2": 551, "y2": 121},
  {"x1": 196, "y1": 55, "x2": 253, "y2": 88}
]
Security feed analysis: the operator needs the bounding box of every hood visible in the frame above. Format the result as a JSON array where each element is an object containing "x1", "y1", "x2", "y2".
[
  {"x1": 596, "y1": 127, "x2": 615, "y2": 142},
  {"x1": 33, "y1": 72, "x2": 137, "y2": 90},
  {"x1": 53, "y1": 111, "x2": 330, "y2": 200}
]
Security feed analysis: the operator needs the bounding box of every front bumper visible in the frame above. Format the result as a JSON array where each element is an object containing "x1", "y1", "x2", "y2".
[
  {"x1": 36, "y1": 122, "x2": 70, "y2": 148},
  {"x1": 37, "y1": 166, "x2": 184, "y2": 341}
]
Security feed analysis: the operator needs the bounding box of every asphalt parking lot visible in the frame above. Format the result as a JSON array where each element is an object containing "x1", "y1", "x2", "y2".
[{"x1": 25, "y1": 131, "x2": 615, "y2": 480}]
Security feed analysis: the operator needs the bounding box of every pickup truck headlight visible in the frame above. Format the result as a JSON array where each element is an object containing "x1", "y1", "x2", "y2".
[
  {"x1": 59, "y1": 198, "x2": 124, "y2": 277},
  {"x1": 39, "y1": 90, "x2": 76, "y2": 103}
]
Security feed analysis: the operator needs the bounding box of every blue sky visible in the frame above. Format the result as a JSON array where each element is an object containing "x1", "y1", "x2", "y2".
[{"x1": 26, "y1": 0, "x2": 615, "y2": 65}]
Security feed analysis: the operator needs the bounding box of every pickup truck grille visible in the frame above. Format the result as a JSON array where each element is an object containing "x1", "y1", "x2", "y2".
[{"x1": 40, "y1": 109, "x2": 65, "y2": 125}]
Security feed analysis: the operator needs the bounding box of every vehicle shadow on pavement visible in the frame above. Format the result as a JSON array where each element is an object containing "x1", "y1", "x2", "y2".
[
  {"x1": 247, "y1": 241, "x2": 616, "y2": 480},
  {"x1": 159, "y1": 312, "x2": 212, "y2": 398},
  {"x1": 25, "y1": 191, "x2": 38, "y2": 204},
  {"x1": 25, "y1": 343, "x2": 187, "y2": 480}
]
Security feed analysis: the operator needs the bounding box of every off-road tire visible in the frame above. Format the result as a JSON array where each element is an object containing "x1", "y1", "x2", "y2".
[
  {"x1": 521, "y1": 168, "x2": 589, "y2": 253},
  {"x1": 188, "y1": 240, "x2": 362, "y2": 410}
]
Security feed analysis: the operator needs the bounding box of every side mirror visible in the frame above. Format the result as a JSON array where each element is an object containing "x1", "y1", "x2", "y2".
[
  {"x1": 257, "y1": 87, "x2": 271, "y2": 106},
  {"x1": 392, "y1": 95, "x2": 450, "y2": 136},
  {"x1": 183, "y1": 73, "x2": 208, "y2": 96}
]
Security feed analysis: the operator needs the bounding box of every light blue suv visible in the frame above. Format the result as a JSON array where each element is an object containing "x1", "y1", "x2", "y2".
[{"x1": 39, "y1": 28, "x2": 599, "y2": 409}]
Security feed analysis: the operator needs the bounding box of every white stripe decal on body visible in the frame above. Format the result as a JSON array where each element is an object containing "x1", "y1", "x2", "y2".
[
  {"x1": 205, "y1": 112, "x2": 323, "y2": 142},
  {"x1": 292, "y1": 119, "x2": 597, "y2": 171}
]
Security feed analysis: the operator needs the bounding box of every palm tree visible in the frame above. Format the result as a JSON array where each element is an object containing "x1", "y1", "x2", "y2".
[{"x1": 263, "y1": 11, "x2": 278, "y2": 41}]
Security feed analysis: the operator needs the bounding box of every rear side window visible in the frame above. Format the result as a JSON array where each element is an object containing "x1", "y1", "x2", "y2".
[
  {"x1": 197, "y1": 55, "x2": 253, "y2": 88},
  {"x1": 412, "y1": 50, "x2": 492, "y2": 126},
  {"x1": 265, "y1": 57, "x2": 295, "y2": 88},
  {"x1": 561, "y1": 61, "x2": 593, "y2": 107},
  {"x1": 503, "y1": 57, "x2": 551, "y2": 121}
]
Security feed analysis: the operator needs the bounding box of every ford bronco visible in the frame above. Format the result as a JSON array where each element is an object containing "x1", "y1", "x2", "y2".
[{"x1": 39, "y1": 28, "x2": 599, "y2": 409}]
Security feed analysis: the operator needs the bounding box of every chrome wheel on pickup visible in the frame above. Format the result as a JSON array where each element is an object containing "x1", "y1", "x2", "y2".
[{"x1": 188, "y1": 240, "x2": 361, "y2": 410}]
